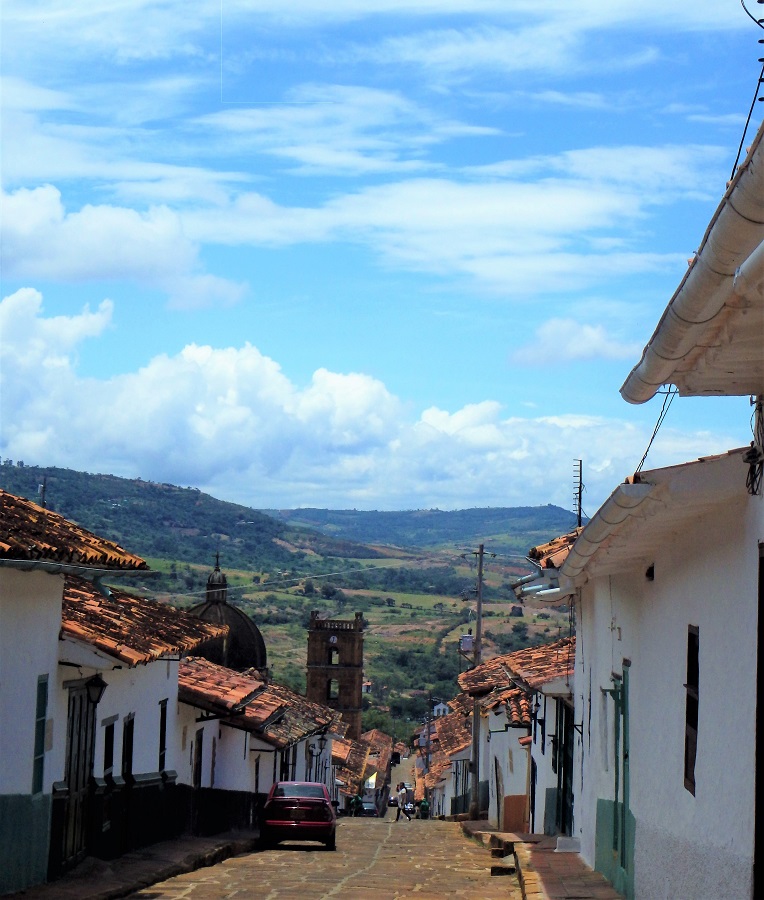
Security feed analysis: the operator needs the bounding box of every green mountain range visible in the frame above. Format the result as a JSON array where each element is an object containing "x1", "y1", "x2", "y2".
[{"x1": 1, "y1": 463, "x2": 579, "y2": 566}]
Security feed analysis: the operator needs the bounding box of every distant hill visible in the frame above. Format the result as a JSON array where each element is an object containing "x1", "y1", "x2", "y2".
[
  {"x1": 264, "y1": 506, "x2": 580, "y2": 552},
  {"x1": 0, "y1": 463, "x2": 580, "y2": 568},
  {"x1": 0, "y1": 464, "x2": 386, "y2": 573}
]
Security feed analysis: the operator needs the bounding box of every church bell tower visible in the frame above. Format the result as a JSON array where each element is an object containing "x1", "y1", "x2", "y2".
[{"x1": 306, "y1": 611, "x2": 364, "y2": 741}]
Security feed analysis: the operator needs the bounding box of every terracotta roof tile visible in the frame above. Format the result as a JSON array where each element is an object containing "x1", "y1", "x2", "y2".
[
  {"x1": 528, "y1": 529, "x2": 583, "y2": 570},
  {"x1": 179, "y1": 656, "x2": 264, "y2": 715},
  {"x1": 250, "y1": 681, "x2": 335, "y2": 748},
  {"x1": 0, "y1": 489, "x2": 148, "y2": 570},
  {"x1": 505, "y1": 636, "x2": 575, "y2": 691},
  {"x1": 360, "y1": 728, "x2": 394, "y2": 777},
  {"x1": 62, "y1": 576, "x2": 225, "y2": 666},
  {"x1": 333, "y1": 737, "x2": 371, "y2": 794},
  {"x1": 458, "y1": 637, "x2": 575, "y2": 696},
  {"x1": 480, "y1": 685, "x2": 531, "y2": 727},
  {"x1": 448, "y1": 693, "x2": 473, "y2": 717},
  {"x1": 179, "y1": 657, "x2": 338, "y2": 748},
  {"x1": 434, "y1": 706, "x2": 472, "y2": 756}
]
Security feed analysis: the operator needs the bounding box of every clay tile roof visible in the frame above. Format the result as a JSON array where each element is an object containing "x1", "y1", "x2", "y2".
[
  {"x1": 434, "y1": 707, "x2": 472, "y2": 756},
  {"x1": 179, "y1": 657, "x2": 337, "y2": 746},
  {"x1": 480, "y1": 685, "x2": 532, "y2": 727},
  {"x1": 448, "y1": 693, "x2": 473, "y2": 716},
  {"x1": 504, "y1": 636, "x2": 575, "y2": 691},
  {"x1": 179, "y1": 656, "x2": 265, "y2": 715},
  {"x1": 0, "y1": 489, "x2": 148, "y2": 570},
  {"x1": 458, "y1": 636, "x2": 575, "y2": 696},
  {"x1": 333, "y1": 737, "x2": 371, "y2": 794},
  {"x1": 458, "y1": 655, "x2": 514, "y2": 696},
  {"x1": 361, "y1": 728, "x2": 394, "y2": 776},
  {"x1": 62, "y1": 577, "x2": 226, "y2": 666},
  {"x1": 252, "y1": 682, "x2": 335, "y2": 749},
  {"x1": 527, "y1": 529, "x2": 583, "y2": 570}
]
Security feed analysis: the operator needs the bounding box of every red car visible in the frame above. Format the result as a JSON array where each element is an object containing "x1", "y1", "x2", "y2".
[{"x1": 261, "y1": 781, "x2": 338, "y2": 850}]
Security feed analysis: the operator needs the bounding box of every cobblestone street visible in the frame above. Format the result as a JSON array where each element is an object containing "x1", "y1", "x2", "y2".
[{"x1": 128, "y1": 815, "x2": 522, "y2": 900}]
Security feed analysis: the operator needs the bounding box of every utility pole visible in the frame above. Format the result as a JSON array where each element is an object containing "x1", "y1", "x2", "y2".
[
  {"x1": 425, "y1": 691, "x2": 432, "y2": 803},
  {"x1": 469, "y1": 544, "x2": 485, "y2": 819}
]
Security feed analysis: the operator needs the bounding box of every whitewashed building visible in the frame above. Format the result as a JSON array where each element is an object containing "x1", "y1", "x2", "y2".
[
  {"x1": 177, "y1": 655, "x2": 341, "y2": 831},
  {"x1": 0, "y1": 491, "x2": 222, "y2": 894},
  {"x1": 557, "y1": 116, "x2": 764, "y2": 899}
]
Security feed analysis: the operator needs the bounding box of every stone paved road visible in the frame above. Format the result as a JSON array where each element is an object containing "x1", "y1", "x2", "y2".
[{"x1": 128, "y1": 814, "x2": 522, "y2": 900}]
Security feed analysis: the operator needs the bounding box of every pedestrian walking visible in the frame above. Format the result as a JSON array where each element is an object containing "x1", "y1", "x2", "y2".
[{"x1": 395, "y1": 782, "x2": 411, "y2": 821}]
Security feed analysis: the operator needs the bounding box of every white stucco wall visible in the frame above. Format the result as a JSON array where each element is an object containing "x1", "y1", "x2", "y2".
[
  {"x1": 483, "y1": 707, "x2": 529, "y2": 829},
  {"x1": 86, "y1": 658, "x2": 180, "y2": 779},
  {"x1": 0, "y1": 569, "x2": 66, "y2": 795},
  {"x1": 574, "y1": 486, "x2": 761, "y2": 899},
  {"x1": 529, "y1": 694, "x2": 560, "y2": 833}
]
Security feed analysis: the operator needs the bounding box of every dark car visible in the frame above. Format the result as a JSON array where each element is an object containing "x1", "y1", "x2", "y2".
[
  {"x1": 360, "y1": 801, "x2": 379, "y2": 817},
  {"x1": 261, "y1": 781, "x2": 338, "y2": 850}
]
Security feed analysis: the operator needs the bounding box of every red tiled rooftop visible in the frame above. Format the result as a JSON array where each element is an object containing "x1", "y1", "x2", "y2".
[
  {"x1": 458, "y1": 636, "x2": 575, "y2": 695},
  {"x1": 179, "y1": 657, "x2": 264, "y2": 715},
  {"x1": 361, "y1": 728, "x2": 394, "y2": 776},
  {"x1": 434, "y1": 706, "x2": 472, "y2": 756},
  {"x1": 480, "y1": 684, "x2": 531, "y2": 727},
  {"x1": 179, "y1": 657, "x2": 338, "y2": 747},
  {"x1": 507, "y1": 636, "x2": 575, "y2": 690},
  {"x1": 252, "y1": 681, "x2": 336, "y2": 748},
  {"x1": 333, "y1": 737, "x2": 371, "y2": 794},
  {"x1": 63, "y1": 577, "x2": 225, "y2": 666},
  {"x1": 0, "y1": 489, "x2": 148, "y2": 570},
  {"x1": 528, "y1": 528, "x2": 583, "y2": 570}
]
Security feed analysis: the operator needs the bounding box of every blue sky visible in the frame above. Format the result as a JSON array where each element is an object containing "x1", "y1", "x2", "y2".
[{"x1": 1, "y1": 1, "x2": 760, "y2": 514}]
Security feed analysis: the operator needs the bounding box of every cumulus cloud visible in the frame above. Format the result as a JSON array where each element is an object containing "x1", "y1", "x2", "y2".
[
  {"x1": 0, "y1": 290, "x2": 743, "y2": 512},
  {"x1": 1, "y1": 186, "x2": 246, "y2": 309},
  {"x1": 512, "y1": 318, "x2": 644, "y2": 365}
]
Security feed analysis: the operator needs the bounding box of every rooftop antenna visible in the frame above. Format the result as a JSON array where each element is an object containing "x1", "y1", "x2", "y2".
[{"x1": 574, "y1": 460, "x2": 583, "y2": 528}]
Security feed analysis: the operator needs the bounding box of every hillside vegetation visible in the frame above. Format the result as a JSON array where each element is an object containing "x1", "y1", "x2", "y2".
[{"x1": 1, "y1": 462, "x2": 576, "y2": 737}]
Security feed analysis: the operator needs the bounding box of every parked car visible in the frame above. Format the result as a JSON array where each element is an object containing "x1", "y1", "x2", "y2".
[
  {"x1": 360, "y1": 801, "x2": 379, "y2": 817},
  {"x1": 261, "y1": 782, "x2": 338, "y2": 850}
]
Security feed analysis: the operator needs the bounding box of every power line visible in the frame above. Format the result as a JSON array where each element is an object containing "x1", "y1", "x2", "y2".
[{"x1": 634, "y1": 388, "x2": 677, "y2": 475}]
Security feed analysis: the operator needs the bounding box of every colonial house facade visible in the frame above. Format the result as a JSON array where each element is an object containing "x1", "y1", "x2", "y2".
[
  {"x1": 0, "y1": 489, "x2": 351, "y2": 895},
  {"x1": 0, "y1": 490, "x2": 223, "y2": 894},
  {"x1": 176, "y1": 655, "x2": 342, "y2": 834},
  {"x1": 457, "y1": 637, "x2": 573, "y2": 834},
  {"x1": 554, "y1": 116, "x2": 764, "y2": 898}
]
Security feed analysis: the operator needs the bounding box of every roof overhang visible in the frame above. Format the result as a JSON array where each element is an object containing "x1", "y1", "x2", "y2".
[
  {"x1": 560, "y1": 448, "x2": 748, "y2": 585},
  {"x1": 539, "y1": 676, "x2": 574, "y2": 699},
  {"x1": 621, "y1": 120, "x2": 764, "y2": 404},
  {"x1": 59, "y1": 636, "x2": 124, "y2": 669}
]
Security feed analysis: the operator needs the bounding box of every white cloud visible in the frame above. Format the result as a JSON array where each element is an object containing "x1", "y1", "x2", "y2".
[
  {"x1": 1, "y1": 186, "x2": 246, "y2": 308},
  {"x1": 0, "y1": 290, "x2": 743, "y2": 512},
  {"x1": 182, "y1": 154, "x2": 702, "y2": 294},
  {"x1": 512, "y1": 318, "x2": 644, "y2": 365}
]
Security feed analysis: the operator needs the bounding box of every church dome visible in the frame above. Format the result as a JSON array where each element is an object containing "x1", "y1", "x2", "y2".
[{"x1": 189, "y1": 555, "x2": 267, "y2": 672}]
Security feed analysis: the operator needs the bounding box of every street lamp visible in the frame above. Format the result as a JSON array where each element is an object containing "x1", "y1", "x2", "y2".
[{"x1": 86, "y1": 673, "x2": 108, "y2": 706}]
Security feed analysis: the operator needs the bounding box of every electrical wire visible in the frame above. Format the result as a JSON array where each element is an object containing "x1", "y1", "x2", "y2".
[
  {"x1": 634, "y1": 388, "x2": 678, "y2": 475},
  {"x1": 732, "y1": 2, "x2": 764, "y2": 179}
]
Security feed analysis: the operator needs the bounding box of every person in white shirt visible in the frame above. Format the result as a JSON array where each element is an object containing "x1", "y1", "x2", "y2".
[{"x1": 395, "y1": 783, "x2": 411, "y2": 821}]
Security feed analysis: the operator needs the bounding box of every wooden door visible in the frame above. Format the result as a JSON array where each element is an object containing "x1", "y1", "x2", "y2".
[{"x1": 61, "y1": 685, "x2": 97, "y2": 866}]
